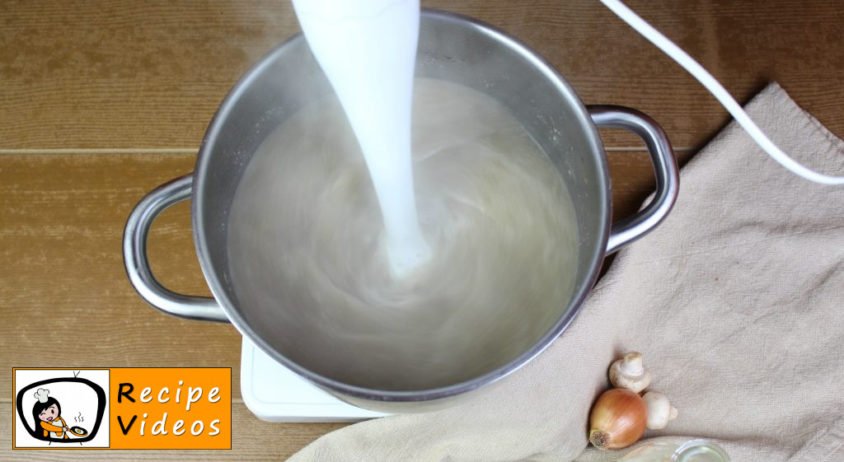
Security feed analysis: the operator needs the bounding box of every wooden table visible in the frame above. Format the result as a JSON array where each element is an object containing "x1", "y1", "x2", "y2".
[{"x1": 1, "y1": 0, "x2": 841, "y2": 459}]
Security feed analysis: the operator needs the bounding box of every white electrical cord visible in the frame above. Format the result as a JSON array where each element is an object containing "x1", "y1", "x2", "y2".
[{"x1": 599, "y1": 0, "x2": 844, "y2": 185}]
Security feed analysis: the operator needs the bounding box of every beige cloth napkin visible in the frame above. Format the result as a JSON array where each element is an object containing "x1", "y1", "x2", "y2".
[{"x1": 289, "y1": 83, "x2": 844, "y2": 462}]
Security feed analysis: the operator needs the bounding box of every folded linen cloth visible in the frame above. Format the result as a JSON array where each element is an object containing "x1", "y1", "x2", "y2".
[{"x1": 289, "y1": 83, "x2": 844, "y2": 462}]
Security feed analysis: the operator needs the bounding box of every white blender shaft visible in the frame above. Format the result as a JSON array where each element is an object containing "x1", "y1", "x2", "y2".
[{"x1": 291, "y1": 0, "x2": 432, "y2": 276}]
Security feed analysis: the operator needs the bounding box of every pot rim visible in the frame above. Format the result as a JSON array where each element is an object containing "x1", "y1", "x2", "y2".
[{"x1": 192, "y1": 9, "x2": 610, "y2": 403}]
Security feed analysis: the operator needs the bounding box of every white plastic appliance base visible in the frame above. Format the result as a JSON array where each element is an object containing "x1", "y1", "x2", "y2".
[{"x1": 240, "y1": 337, "x2": 388, "y2": 422}]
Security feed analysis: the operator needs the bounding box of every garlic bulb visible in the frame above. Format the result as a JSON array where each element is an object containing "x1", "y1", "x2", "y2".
[
  {"x1": 609, "y1": 351, "x2": 652, "y2": 393},
  {"x1": 643, "y1": 391, "x2": 678, "y2": 430},
  {"x1": 589, "y1": 388, "x2": 647, "y2": 450}
]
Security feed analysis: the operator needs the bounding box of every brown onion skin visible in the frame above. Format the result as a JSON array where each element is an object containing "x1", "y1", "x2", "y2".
[{"x1": 588, "y1": 388, "x2": 647, "y2": 450}]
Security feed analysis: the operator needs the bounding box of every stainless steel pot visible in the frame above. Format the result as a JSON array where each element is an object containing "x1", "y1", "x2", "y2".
[{"x1": 124, "y1": 10, "x2": 678, "y2": 411}]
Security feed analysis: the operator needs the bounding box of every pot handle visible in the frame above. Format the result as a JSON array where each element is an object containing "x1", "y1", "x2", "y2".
[
  {"x1": 123, "y1": 174, "x2": 228, "y2": 322},
  {"x1": 589, "y1": 106, "x2": 680, "y2": 254}
]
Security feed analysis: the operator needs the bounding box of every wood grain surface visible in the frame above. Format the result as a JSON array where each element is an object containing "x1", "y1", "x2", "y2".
[
  {"x1": 1, "y1": 0, "x2": 842, "y2": 150},
  {"x1": 1, "y1": 0, "x2": 841, "y2": 460}
]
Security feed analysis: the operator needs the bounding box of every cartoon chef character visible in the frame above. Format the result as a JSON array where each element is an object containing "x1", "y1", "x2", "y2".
[{"x1": 31, "y1": 388, "x2": 69, "y2": 439}]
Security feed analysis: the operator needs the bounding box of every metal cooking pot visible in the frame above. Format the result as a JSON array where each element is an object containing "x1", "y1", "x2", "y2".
[{"x1": 123, "y1": 10, "x2": 678, "y2": 411}]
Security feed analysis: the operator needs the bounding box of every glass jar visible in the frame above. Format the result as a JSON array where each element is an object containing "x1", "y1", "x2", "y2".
[{"x1": 619, "y1": 439, "x2": 730, "y2": 462}]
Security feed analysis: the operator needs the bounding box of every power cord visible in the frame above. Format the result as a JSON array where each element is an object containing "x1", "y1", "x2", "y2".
[{"x1": 600, "y1": 0, "x2": 844, "y2": 185}]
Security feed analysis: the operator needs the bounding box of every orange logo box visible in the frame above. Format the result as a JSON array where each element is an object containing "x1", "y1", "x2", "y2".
[{"x1": 109, "y1": 368, "x2": 231, "y2": 450}]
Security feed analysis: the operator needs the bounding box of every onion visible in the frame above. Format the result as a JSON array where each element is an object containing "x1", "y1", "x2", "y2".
[{"x1": 588, "y1": 388, "x2": 647, "y2": 450}]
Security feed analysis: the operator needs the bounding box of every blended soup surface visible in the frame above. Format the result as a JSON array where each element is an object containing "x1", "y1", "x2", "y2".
[{"x1": 227, "y1": 78, "x2": 578, "y2": 390}]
